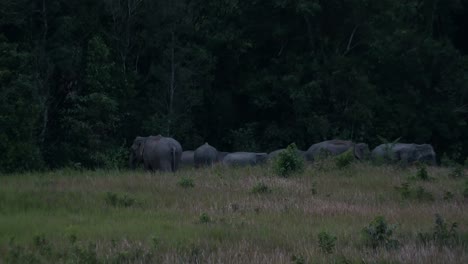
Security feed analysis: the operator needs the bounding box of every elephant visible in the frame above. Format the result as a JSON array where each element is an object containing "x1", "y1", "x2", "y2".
[
  {"x1": 181, "y1": 151, "x2": 194, "y2": 167},
  {"x1": 305, "y1": 140, "x2": 369, "y2": 162},
  {"x1": 129, "y1": 136, "x2": 149, "y2": 169},
  {"x1": 267, "y1": 148, "x2": 306, "y2": 160},
  {"x1": 194, "y1": 143, "x2": 218, "y2": 167},
  {"x1": 216, "y1": 151, "x2": 230, "y2": 162},
  {"x1": 129, "y1": 135, "x2": 183, "y2": 172},
  {"x1": 222, "y1": 152, "x2": 268, "y2": 166},
  {"x1": 371, "y1": 143, "x2": 436, "y2": 165}
]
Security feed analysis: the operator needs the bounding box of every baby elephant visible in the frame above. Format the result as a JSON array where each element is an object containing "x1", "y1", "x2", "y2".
[{"x1": 194, "y1": 143, "x2": 218, "y2": 168}]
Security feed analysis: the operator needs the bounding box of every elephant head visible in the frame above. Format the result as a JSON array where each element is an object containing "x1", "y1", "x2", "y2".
[
  {"x1": 129, "y1": 136, "x2": 147, "y2": 169},
  {"x1": 353, "y1": 143, "x2": 370, "y2": 160},
  {"x1": 415, "y1": 144, "x2": 437, "y2": 165}
]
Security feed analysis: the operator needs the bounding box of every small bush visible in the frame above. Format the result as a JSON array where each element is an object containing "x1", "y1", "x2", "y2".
[
  {"x1": 416, "y1": 165, "x2": 430, "y2": 181},
  {"x1": 335, "y1": 150, "x2": 354, "y2": 169},
  {"x1": 449, "y1": 165, "x2": 465, "y2": 178},
  {"x1": 418, "y1": 214, "x2": 459, "y2": 247},
  {"x1": 318, "y1": 231, "x2": 337, "y2": 254},
  {"x1": 415, "y1": 186, "x2": 434, "y2": 202},
  {"x1": 443, "y1": 191, "x2": 454, "y2": 201},
  {"x1": 199, "y1": 213, "x2": 211, "y2": 224},
  {"x1": 273, "y1": 143, "x2": 304, "y2": 177},
  {"x1": 291, "y1": 254, "x2": 305, "y2": 264},
  {"x1": 395, "y1": 182, "x2": 412, "y2": 199},
  {"x1": 311, "y1": 182, "x2": 318, "y2": 195},
  {"x1": 395, "y1": 183, "x2": 434, "y2": 202},
  {"x1": 362, "y1": 216, "x2": 399, "y2": 249},
  {"x1": 105, "y1": 192, "x2": 135, "y2": 207},
  {"x1": 178, "y1": 177, "x2": 195, "y2": 188},
  {"x1": 251, "y1": 182, "x2": 272, "y2": 194}
]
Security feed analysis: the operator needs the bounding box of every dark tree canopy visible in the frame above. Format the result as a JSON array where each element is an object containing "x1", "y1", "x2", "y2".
[{"x1": 0, "y1": 0, "x2": 467, "y2": 171}]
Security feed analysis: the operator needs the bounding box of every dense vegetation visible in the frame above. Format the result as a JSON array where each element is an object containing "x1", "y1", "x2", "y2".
[
  {"x1": 0, "y1": 163, "x2": 467, "y2": 263},
  {"x1": 1, "y1": 0, "x2": 468, "y2": 171}
]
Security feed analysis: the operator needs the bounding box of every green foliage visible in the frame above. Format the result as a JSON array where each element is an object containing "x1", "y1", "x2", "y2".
[
  {"x1": 318, "y1": 231, "x2": 337, "y2": 254},
  {"x1": 449, "y1": 165, "x2": 465, "y2": 178},
  {"x1": 362, "y1": 216, "x2": 399, "y2": 249},
  {"x1": 395, "y1": 183, "x2": 434, "y2": 202},
  {"x1": 273, "y1": 143, "x2": 304, "y2": 177},
  {"x1": 418, "y1": 214, "x2": 460, "y2": 247},
  {"x1": 178, "y1": 177, "x2": 195, "y2": 188},
  {"x1": 335, "y1": 150, "x2": 355, "y2": 169},
  {"x1": 251, "y1": 182, "x2": 272, "y2": 194},
  {"x1": 199, "y1": 213, "x2": 211, "y2": 224},
  {"x1": 416, "y1": 165, "x2": 430, "y2": 181},
  {"x1": 443, "y1": 191, "x2": 454, "y2": 201},
  {"x1": 104, "y1": 192, "x2": 135, "y2": 207},
  {"x1": 291, "y1": 254, "x2": 305, "y2": 264}
]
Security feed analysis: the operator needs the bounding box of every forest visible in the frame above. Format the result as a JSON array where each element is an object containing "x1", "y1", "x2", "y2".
[{"x1": 1, "y1": 0, "x2": 468, "y2": 172}]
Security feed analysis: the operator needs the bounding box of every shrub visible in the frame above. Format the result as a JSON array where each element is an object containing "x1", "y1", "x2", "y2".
[
  {"x1": 199, "y1": 213, "x2": 211, "y2": 224},
  {"x1": 395, "y1": 182, "x2": 412, "y2": 199},
  {"x1": 291, "y1": 254, "x2": 305, "y2": 264},
  {"x1": 105, "y1": 192, "x2": 135, "y2": 207},
  {"x1": 395, "y1": 183, "x2": 434, "y2": 202},
  {"x1": 415, "y1": 186, "x2": 434, "y2": 202},
  {"x1": 418, "y1": 214, "x2": 459, "y2": 247},
  {"x1": 178, "y1": 177, "x2": 195, "y2": 188},
  {"x1": 318, "y1": 231, "x2": 337, "y2": 254},
  {"x1": 251, "y1": 182, "x2": 272, "y2": 194},
  {"x1": 335, "y1": 150, "x2": 354, "y2": 169},
  {"x1": 443, "y1": 191, "x2": 454, "y2": 201},
  {"x1": 416, "y1": 165, "x2": 430, "y2": 181},
  {"x1": 311, "y1": 181, "x2": 318, "y2": 195},
  {"x1": 273, "y1": 143, "x2": 304, "y2": 177},
  {"x1": 362, "y1": 216, "x2": 399, "y2": 249},
  {"x1": 449, "y1": 165, "x2": 465, "y2": 178}
]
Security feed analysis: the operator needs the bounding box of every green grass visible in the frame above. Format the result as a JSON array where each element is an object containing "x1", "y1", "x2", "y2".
[{"x1": 0, "y1": 162, "x2": 467, "y2": 263}]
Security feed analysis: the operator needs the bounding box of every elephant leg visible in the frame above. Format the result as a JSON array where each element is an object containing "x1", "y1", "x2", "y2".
[{"x1": 159, "y1": 160, "x2": 172, "y2": 172}]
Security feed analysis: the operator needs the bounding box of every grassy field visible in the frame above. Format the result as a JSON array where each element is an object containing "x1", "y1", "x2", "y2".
[{"x1": 0, "y1": 161, "x2": 467, "y2": 263}]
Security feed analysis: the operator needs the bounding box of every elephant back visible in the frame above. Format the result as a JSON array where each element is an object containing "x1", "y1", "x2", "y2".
[{"x1": 194, "y1": 143, "x2": 218, "y2": 167}]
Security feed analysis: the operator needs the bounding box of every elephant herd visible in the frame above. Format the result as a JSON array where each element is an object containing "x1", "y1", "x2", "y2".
[{"x1": 129, "y1": 135, "x2": 437, "y2": 172}]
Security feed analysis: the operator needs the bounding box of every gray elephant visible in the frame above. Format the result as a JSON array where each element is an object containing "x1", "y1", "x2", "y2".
[
  {"x1": 181, "y1": 151, "x2": 194, "y2": 167},
  {"x1": 129, "y1": 136, "x2": 148, "y2": 169},
  {"x1": 129, "y1": 135, "x2": 183, "y2": 172},
  {"x1": 371, "y1": 143, "x2": 436, "y2": 165},
  {"x1": 305, "y1": 140, "x2": 369, "y2": 161},
  {"x1": 268, "y1": 149, "x2": 306, "y2": 160},
  {"x1": 216, "y1": 151, "x2": 230, "y2": 162},
  {"x1": 194, "y1": 143, "x2": 218, "y2": 168},
  {"x1": 222, "y1": 152, "x2": 268, "y2": 166}
]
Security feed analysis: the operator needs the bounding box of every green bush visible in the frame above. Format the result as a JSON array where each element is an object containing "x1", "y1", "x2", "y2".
[
  {"x1": 362, "y1": 216, "x2": 399, "y2": 249},
  {"x1": 395, "y1": 183, "x2": 434, "y2": 202},
  {"x1": 418, "y1": 214, "x2": 459, "y2": 247},
  {"x1": 318, "y1": 231, "x2": 337, "y2": 254},
  {"x1": 416, "y1": 165, "x2": 430, "y2": 181},
  {"x1": 178, "y1": 177, "x2": 195, "y2": 188},
  {"x1": 449, "y1": 165, "x2": 465, "y2": 178},
  {"x1": 291, "y1": 254, "x2": 305, "y2": 264},
  {"x1": 273, "y1": 143, "x2": 304, "y2": 177},
  {"x1": 199, "y1": 213, "x2": 211, "y2": 224},
  {"x1": 105, "y1": 192, "x2": 135, "y2": 207},
  {"x1": 335, "y1": 150, "x2": 354, "y2": 169},
  {"x1": 251, "y1": 182, "x2": 272, "y2": 194}
]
